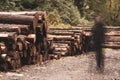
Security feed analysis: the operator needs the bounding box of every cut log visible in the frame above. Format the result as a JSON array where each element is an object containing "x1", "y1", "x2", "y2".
[
  {"x1": 26, "y1": 34, "x2": 36, "y2": 43},
  {"x1": 54, "y1": 47, "x2": 68, "y2": 51},
  {"x1": 73, "y1": 26, "x2": 120, "y2": 33},
  {"x1": 104, "y1": 42, "x2": 120, "y2": 45},
  {"x1": 49, "y1": 27, "x2": 81, "y2": 30},
  {"x1": 0, "y1": 24, "x2": 30, "y2": 35},
  {"x1": 52, "y1": 43, "x2": 69, "y2": 47},
  {"x1": 0, "y1": 32, "x2": 17, "y2": 42},
  {"x1": 0, "y1": 11, "x2": 47, "y2": 21},
  {"x1": 19, "y1": 25, "x2": 30, "y2": 35},
  {"x1": 48, "y1": 32, "x2": 74, "y2": 35},
  {"x1": 103, "y1": 43, "x2": 120, "y2": 49},
  {"x1": 17, "y1": 35, "x2": 27, "y2": 42},
  {"x1": 16, "y1": 35, "x2": 27, "y2": 52},
  {"x1": 0, "y1": 24, "x2": 21, "y2": 34},
  {"x1": 48, "y1": 34, "x2": 72, "y2": 38},
  {"x1": 53, "y1": 41, "x2": 71, "y2": 44},
  {"x1": 105, "y1": 31, "x2": 120, "y2": 36},
  {"x1": 0, "y1": 13, "x2": 39, "y2": 33},
  {"x1": 53, "y1": 37, "x2": 74, "y2": 41},
  {"x1": 48, "y1": 30, "x2": 83, "y2": 33},
  {"x1": 105, "y1": 36, "x2": 120, "y2": 42}
]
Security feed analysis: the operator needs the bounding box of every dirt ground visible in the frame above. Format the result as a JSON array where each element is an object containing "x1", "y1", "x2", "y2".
[{"x1": 0, "y1": 49, "x2": 120, "y2": 80}]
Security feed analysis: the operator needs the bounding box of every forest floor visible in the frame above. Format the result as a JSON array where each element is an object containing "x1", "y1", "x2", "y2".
[{"x1": 0, "y1": 48, "x2": 120, "y2": 80}]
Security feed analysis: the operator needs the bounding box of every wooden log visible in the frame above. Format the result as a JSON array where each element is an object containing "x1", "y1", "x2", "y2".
[
  {"x1": 48, "y1": 34, "x2": 72, "y2": 38},
  {"x1": 48, "y1": 30, "x2": 83, "y2": 34},
  {"x1": 53, "y1": 51, "x2": 67, "y2": 56},
  {"x1": 19, "y1": 25, "x2": 30, "y2": 35},
  {"x1": 0, "y1": 13, "x2": 39, "y2": 33},
  {"x1": 105, "y1": 31, "x2": 120, "y2": 36},
  {"x1": 83, "y1": 31, "x2": 120, "y2": 36},
  {"x1": 26, "y1": 34, "x2": 36, "y2": 43},
  {"x1": 53, "y1": 37, "x2": 74, "y2": 41},
  {"x1": 52, "y1": 43, "x2": 68, "y2": 47},
  {"x1": 17, "y1": 35, "x2": 26, "y2": 42},
  {"x1": 0, "y1": 24, "x2": 30, "y2": 35},
  {"x1": 53, "y1": 44, "x2": 69, "y2": 48},
  {"x1": 16, "y1": 35, "x2": 27, "y2": 52},
  {"x1": 49, "y1": 28, "x2": 77, "y2": 30},
  {"x1": 48, "y1": 32, "x2": 74, "y2": 35},
  {"x1": 54, "y1": 47, "x2": 68, "y2": 51},
  {"x1": 105, "y1": 36, "x2": 120, "y2": 42},
  {"x1": 104, "y1": 42, "x2": 120, "y2": 45},
  {"x1": 0, "y1": 24, "x2": 21, "y2": 34},
  {"x1": 0, "y1": 11, "x2": 47, "y2": 21},
  {"x1": 73, "y1": 26, "x2": 120, "y2": 33},
  {"x1": 53, "y1": 41, "x2": 71, "y2": 44},
  {"x1": 103, "y1": 43, "x2": 120, "y2": 49},
  {"x1": 0, "y1": 32, "x2": 17, "y2": 42}
]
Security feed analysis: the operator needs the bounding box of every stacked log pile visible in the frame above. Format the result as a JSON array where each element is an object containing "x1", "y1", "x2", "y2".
[
  {"x1": 74, "y1": 26, "x2": 120, "y2": 49},
  {"x1": 48, "y1": 27, "x2": 85, "y2": 58},
  {"x1": 0, "y1": 11, "x2": 48, "y2": 71},
  {"x1": 104, "y1": 26, "x2": 120, "y2": 49}
]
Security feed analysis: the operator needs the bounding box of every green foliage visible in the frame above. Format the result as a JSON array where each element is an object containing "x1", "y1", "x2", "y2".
[
  {"x1": 42, "y1": 0, "x2": 82, "y2": 26},
  {"x1": 21, "y1": 0, "x2": 38, "y2": 9},
  {"x1": 74, "y1": 0, "x2": 120, "y2": 26},
  {"x1": 47, "y1": 9, "x2": 61, "y2": 25}
]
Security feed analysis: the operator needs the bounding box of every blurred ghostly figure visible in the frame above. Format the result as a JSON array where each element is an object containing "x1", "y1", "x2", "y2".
[{"x1": 92, "y1": 15, "x2": 105, "y2": 70}]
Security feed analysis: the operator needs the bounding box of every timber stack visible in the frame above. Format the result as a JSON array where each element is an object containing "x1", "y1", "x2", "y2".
[
  {"x1": 0, "y1": 11, "x2": 48, "y2": 71},
  {"x1": 48, "y1": 27, "x2": 85, "y2": 58},
  {"x1": 74, "y1": 26, "x2": 120, "y2": 50}
]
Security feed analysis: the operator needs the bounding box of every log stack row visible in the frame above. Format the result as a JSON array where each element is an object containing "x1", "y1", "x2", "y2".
[
  {"x1": 74, "y1": 26, "x2": 120, "y2": 50},
  {"x1": 48, "y1": 27, "x2": 86, "y2": 58},
  {"x1": 0, "y1": 11, "x2": 48, "y2": 71}
]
